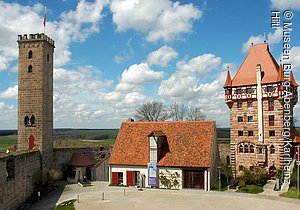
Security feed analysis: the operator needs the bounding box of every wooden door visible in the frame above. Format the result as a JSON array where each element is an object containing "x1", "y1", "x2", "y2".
[{"x1": 29, "y1": 134, "x2": 35, "y2": 149}]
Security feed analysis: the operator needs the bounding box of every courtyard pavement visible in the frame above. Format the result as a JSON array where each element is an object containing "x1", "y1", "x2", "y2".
[{"x1": 30, "y1": 181, "x2": 300, "y2": 210}]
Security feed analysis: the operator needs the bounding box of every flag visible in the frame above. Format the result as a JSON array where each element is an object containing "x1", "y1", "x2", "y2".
[{"x1": 43, "y1": 5, "x2": 46, "y2": 27}]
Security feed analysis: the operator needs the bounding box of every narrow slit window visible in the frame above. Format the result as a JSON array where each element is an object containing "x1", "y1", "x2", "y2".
[
  {"x1": 28, "y1": 65, "x2": 32, "y2": 73},
  {"x1": 28, "y1": 50, "x2": 33, "y2": 59}
]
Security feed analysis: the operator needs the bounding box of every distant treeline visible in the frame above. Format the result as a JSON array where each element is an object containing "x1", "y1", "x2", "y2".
[
  {"x1": 53, "y1": 129, "x2": 119, "y2": 140},
  {"x1": 1, "y1": 127, "x2": 300, "y2": 140}
]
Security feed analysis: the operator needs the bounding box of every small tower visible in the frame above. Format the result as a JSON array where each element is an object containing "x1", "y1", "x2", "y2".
[
  {"x1": 224, "y1": 43, "x2": 298, "y2": 178},
  {"x1": 17, "y1": 33, "x2": 55, "y2": 181}
]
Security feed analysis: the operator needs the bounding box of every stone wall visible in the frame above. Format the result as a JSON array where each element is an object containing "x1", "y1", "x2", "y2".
[
  {"x1": 0, "y1": 150, "x2": 41, "y2": 210},
  {"x1": 218, "y1": 142, "x2": 231, "y2": 165},
  {"x1": 53, "y1": 146, "x2": 112, "y2": 181}
]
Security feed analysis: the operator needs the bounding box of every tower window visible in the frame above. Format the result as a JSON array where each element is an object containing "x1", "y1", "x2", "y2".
[
  {"x1": 258, "y1": 148, "x2": 263, "y2": 154},
  {"x1": 270, "y1": 145, "x2": 275, "y2": 154},
  {"x1": 47, "y1": 53, "x2": 49, "y2": 62},
  {"x1": 267, "y1": 86, "x2": 274, "y2": 92},
  {"x1": 239, "y1": 144, "x2": 244, "y2": 153},
  {"x1": 24, "y1": 116, "x2": 29, "y2": 126},
  {"x1": 28, "y1": 65, "x2": 32, "y2": 73},
  {"x1": 244, "y1": 145, "x2": 249, "y2": 153},
  {"x1": 269, "y1": 115, "x2": 275, "y2": 126},
  {"x1": 246, "y1": 88, "x2": 253, "y2": 93},
  {"x1": 239, "y1": 165, "x2": 244, "y2": 171},
  {"x1": 247, "y1": 101, "x2": 253, "y2": 108},
  {"x1": 28, "y1": 50, "x2": 33, "y2": 59},
  {"x1": 238, "y1": 116, "x2": 243, "y2": 122},
  {"x1": 237, "y1": 101, "x2": 242, "y2": 109},
  {"x1": 250, "y1": 145, "x2": 254, "y2": 153},
  {"x1": 269, "y1": 130, "x2": 275, "y2": 136},
  {"x1": 238, "y1": 131, "x2": 243, "y2": 136},
  {"x1": 248, "y1": 116, "x2": 253, "y2": 122},
  {"x1": 248, "y1": 131, "x2": 254, "y2": 136},
  {"x1": 268, "y1": 100, "x2": 274, "y2": 111},
  {"x1": 30, "y1": 115, "x2": 35, "y2": 126}
]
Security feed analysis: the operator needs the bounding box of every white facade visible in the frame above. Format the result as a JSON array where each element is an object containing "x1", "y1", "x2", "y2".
[{"x1": 110, "y1": 165, "x2": 211, "y2": 191}]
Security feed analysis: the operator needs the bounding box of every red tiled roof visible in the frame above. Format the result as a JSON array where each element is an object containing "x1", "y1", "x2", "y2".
[
  {"x1": 6, "y1": 147, "x2": 16, "y2": 153},
  {"x1": 231, "y1": 43, "x2": 279, "y2": 86},
  {"x1": 110, "y1": 121, "x2": 216, "y2": 168},
  {"x1": 277, "y1": 65, "x2": 284, "y2": 82},
  {"x1": 224, "y1": 70, "x2": 232, "y2": 87},
  {"x1": 290, "y1": 71, "x2": 299, "y2": 87},
  {"x1": 292, "y1": 128, "x2": 300, "y2": 143},
  {"x1": 68, "y1": 153, "x2": 96, "y2": 167}
]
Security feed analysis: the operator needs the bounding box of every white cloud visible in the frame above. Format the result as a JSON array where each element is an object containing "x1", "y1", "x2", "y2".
[
  {"x1": 289, "y1": 46, "x2": 300, "y2": 70},
  {"x1": 120, "y1": 63, "x2": 164, "y2": 84},
  {"x1": 0, "y1": 0, "x2": 108, "y2": 71},
  {"x1": 242, "y1": 28, "x2": 283, "y2": 53},
  {"x1": 158, "y1": 53, "x2": 221, "y2": 100},
  {"x1": 0, "y1": 85, "x2": 18, "y2": 99},
  {"x1": 110, "y1": 0, "x2": 202, "y2": 42},
  {"x1": 271, "y1": 0, "x2": 300, "y2": 11},
  {"x1": 147, "y1": 45, "x2": 178, "y2": 67}
]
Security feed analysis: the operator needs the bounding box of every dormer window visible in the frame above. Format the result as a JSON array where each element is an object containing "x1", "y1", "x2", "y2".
[{"x1": 149, "y1": 132, "x2": 168, "y2": 163}]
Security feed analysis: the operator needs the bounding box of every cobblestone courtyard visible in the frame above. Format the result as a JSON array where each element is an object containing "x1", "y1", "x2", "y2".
[{"x1": 30, "y1": 181, "x2": 300, "y2": 210}]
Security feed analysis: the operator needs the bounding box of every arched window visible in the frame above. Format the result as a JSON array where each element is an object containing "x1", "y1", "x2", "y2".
[
  {"x1": 244, "y1": 144, "x2": 249, "y2": 153},
  {"x1": 30, "y1": 115, "x2": 35, "y2": 126},
  {"x1": 239, "y1": 144, "x2": 244, "y2": 153},
  {"x1": 24, "y1": 116, "x2": 29, "y2": 126},
  {"x1": 28, "y1": 65, "x2": 32, "y2": 73},
  {"x1": 28, "y1": 50, "x2": 33, "y2": 59},
  {"x1": 270, "y1": 145, "x2": 275, "y2": 154},
  {"x1": 6, "y1": 158, "x2": 15, "y2": 180},
  {"x1": 250, "y1": 145, "x2": 255, "y2": 153}
]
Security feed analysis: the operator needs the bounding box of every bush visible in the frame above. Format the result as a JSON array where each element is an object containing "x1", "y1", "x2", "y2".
[
  {"x1": 290, "y1": 167, "x2": 299, "y2": 187},
  {"x1": 234, "y1": 167, "x2": 268, "y2": 187},
  {"x1": 237, "y1": 185, "x2": 264, "y2": 194},
  {"x1": 47, "y1": 168, "x2": 63, "y2": 183}
]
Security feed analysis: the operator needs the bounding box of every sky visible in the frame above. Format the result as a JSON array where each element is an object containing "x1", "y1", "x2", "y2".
[{"x1": 0, "y1": 0, "x2": 300, "y2": 129}]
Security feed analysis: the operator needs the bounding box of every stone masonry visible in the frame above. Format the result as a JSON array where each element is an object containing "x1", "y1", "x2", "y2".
[{"x1": 17, "y1": 33, "x2": 55, "y2": 182}]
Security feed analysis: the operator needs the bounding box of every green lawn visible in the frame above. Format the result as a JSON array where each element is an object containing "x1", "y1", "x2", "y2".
[
  {"x1": 236, "y1": 185, "x2": 264, "y2": 194},
  {"x1": 280, "y1": 187, "x2": 300, "y2": 199},
  {"x1": 0, "y1": 135, "x2": 17, "y2": 152},
  {"x1": 54, "y1": 199, "x2": 76, "y2": 210}
]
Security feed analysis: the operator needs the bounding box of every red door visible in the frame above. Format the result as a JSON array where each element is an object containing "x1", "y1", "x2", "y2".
[
  {"x1": 29, "y1": 134, "x2": 35, "y2": 149},
  {"x1": 112, "y1": 172, "x2": 118, "y2": 185},
  {"x1": 127, "y1": 171, "x2": 133, "y2": 186}
]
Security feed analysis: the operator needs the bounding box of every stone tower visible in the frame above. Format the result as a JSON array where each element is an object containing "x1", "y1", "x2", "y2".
[
  {"x1": 17, "y1": 33, "x2": 55, "y2": 180},
  {"x1": 224, "y1": 43, "x2": 298, "y2": 178}
]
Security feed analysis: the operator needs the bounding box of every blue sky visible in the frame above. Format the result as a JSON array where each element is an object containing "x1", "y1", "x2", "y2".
[{"x1": 0, "y1": 0, "x2": 299, "y2": 129}]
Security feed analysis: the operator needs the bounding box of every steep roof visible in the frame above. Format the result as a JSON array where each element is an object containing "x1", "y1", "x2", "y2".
[
  {"x1": 224, "y1": 70, "x2": 232, "y2": 87},
  {"x1": 232, "y1": 43, "x2": 279, "y2": 86},
  {"x1": 68, "y1": 153, "x2": 96, "y2": 167},
  {"x1": 110, "y1": 121, "x2": 216, "y2": 168},
  {"x1": 290, "y1": 71, "x2": 299, "y2": 87}
]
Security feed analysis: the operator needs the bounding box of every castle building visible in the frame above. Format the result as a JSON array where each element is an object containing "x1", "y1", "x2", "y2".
[
  {"x1": 17, "y1": 33, "x2": 55, "y2": 181},
  {"x1": 224, "y1": 43, "x2": 298, "y2": 177}
]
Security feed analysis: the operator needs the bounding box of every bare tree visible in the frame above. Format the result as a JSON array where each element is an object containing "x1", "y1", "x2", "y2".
[
  {"x1": 169, "y1": 102, "x2": 188, "y2": 121},
  {"x1": 134, "y1": 101, "x2": 169, "y2": 121},
  {"x1": 186, "y1": 106, "x2": 206, "y2": 121}
]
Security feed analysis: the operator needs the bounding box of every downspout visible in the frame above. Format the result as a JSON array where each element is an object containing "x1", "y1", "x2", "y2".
[{"x1": 256, "y1": 64, "x2": 264, "y2": 143}]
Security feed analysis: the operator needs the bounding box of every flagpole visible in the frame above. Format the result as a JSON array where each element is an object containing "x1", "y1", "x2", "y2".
[{"x1": 43, "y1": 5, "x2": 46, "y2": 34}]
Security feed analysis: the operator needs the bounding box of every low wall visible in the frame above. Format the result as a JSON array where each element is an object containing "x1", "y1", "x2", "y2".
[{"x1": 0, "y1": 150, "x2": 41, "y2": 210}]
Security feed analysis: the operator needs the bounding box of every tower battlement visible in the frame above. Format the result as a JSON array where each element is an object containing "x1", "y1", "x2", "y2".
[{"x1": 18, "y1": 33, "x2": 55, "y2": 47}]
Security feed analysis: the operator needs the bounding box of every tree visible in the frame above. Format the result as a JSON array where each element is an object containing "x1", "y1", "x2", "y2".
[
  {"x1": 169, "y1": 102, "x2": 188, "y2": 121},
  {"x1": 186, "y1": 106, "x2": 206, "y2": 121},
  {"x1": 134, "y1": 101, "x2": 169, "y2": 121}
]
